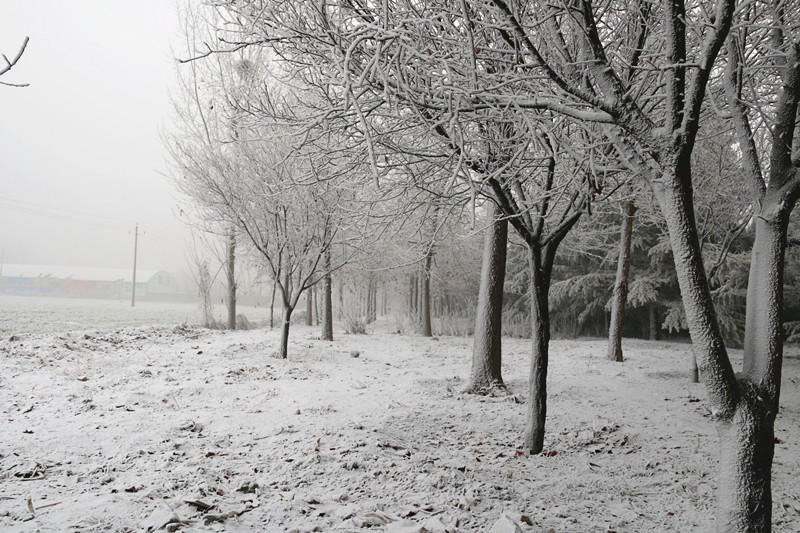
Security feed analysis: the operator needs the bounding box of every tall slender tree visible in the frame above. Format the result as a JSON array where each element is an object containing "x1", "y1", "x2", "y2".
[{"x1": 606, "y1": 198, "x2": 636, "y2": 362}]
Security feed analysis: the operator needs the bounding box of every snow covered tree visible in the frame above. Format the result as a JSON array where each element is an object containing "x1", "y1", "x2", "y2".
[
  {"x1": 168, "y1": 11, "x2": 355, "y2": 357},
  {"x1": 473, "y1": 0, "x2": 798, "y2": 527},
  {"x1": 197, "y1": 0, "x2": 799, "y2": 526},
  {"x1": 207, "y1": 0, "x2": 611, "y2": 454},
  {"x1": 171, "y1": 119, "x2": 345, "y2": 358}
]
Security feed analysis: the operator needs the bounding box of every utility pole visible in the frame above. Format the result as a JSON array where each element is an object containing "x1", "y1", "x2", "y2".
[{"x1": 131, "y1": 223, "x2": 139, "y2": 307}]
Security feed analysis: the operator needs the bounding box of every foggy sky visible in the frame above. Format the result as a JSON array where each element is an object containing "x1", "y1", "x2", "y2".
[{"x1": 0, "y1": 1, "x2": 194, "y2": 273}]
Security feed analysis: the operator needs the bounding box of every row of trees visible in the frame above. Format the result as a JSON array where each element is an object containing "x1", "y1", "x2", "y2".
[{"x1": 168, "y1": 1, "x2": 800, "y2": 530}]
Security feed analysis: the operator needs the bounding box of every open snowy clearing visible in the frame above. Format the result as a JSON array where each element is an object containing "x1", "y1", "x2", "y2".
[
  {"x1": 0, "y1": 296, "x2": 276, "y2": 337},
  {"x1": 1, "y1": 324, "x2": 799, "y2": 532}
]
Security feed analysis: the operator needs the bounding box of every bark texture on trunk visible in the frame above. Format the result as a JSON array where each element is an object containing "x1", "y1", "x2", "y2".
[
  {"x1": 689, "y1": 351, "x2": 699, "y2": 383},
  {"x1": 321, "y1": 251, "x2": 333, "y2": 341},
  {"x1": 338, "y1": 282, "x2": 344, "y2": 319},
  {"x1": 658, "y1": 162, "x2": 796, "y2": 531},
  {"x1": 524, "y1": 245, "x2": 552, "y2": 454},
  {"x1": 607, "y1": 200, "x2": 636, "y2": 362},
  {"x1": 467, "y1": 205, "x2": 508, "y2": 393},
  {"x1": 306, "y1": 287, "x2": 314, "y2": 326},
  {"x1": 712, "y1": 214, "x2": 790, "y2": 531},
  {"x1": 420, "y1": 251, "x2": 433, "y2": 337},
  {"x1": 366, "y1": 276, "x2": 377, "y2": 323},
  {"x1": 716, "y1": 382, "x2": 775, "y2": 532},
  {"x1": 279, "y1": 306, "x2": 293, "y2": 360},
  {"x1": 269, "y1": 278, "x2": 277, "y2": 329},
  {"x1": 314, "y1": 288, "x2": 319, "y2": 325},
  {"x1": 409, "y1": 273, "x2": 418, "y2": 317},
  {"x1": 658, "y1": 166, "x2": 738, "y2": 417},
  {"x1": 742, "y1": 217, "x2": 788, "y2": 408},
  {"x1": 227, "y1": 232, "x2": 236, "y2": 330},
  {"x1": 649, "y1": 303, "x2": 658, "y2": 340}
]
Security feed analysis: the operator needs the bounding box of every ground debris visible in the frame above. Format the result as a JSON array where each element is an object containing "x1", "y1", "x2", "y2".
[
  {"x1": 2, "y1": 327, "x2": 798, "y2": 533},
  {"x1": 202, "y1": 504, "x2": 255, "y2": 525},
  {"x1": 185, "y1": 499, "x2": 213, "y2": 512},
  {"x1": 385, "y1": 517, "x2": 453, "y2": 533},
  {"x1": 488, "y1": 514, "x2": 523, "y2": 533},
  {"x1": 141, "y1": 507, "x2": 181, "y2": 532}
]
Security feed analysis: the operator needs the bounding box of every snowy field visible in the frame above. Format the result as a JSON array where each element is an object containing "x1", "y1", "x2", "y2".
[
  {"x1": 1, "y1": 322, "x2": 799, "y2": 532},
  {"x1": 0, "y1": 295, "x2": 273, "y2": 337}
]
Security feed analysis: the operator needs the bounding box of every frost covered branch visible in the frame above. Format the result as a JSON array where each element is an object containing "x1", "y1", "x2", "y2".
[{"x1": 0, "y1": 36, "x2": 30, "y2": 87}]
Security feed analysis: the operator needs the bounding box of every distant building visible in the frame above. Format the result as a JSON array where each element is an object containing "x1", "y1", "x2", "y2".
[{"x1": 0, "y1": 264, "x2": 181, "y2": 300}]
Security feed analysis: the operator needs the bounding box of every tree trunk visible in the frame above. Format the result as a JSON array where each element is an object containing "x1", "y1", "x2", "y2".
[
  {"x1": 656, "y1": 166, "x2": 793, "y2": 531},
  {"x1": 607, "y1": 200, "x2": 636, "y2": 362},
  {"x1": 366, "y1": 276, "x2": 377, "y2": 323},
  {"x1": 314, "y1": 286, "x2": 319, "y2": 326},
  {"x1": 338, "y1": 282, "x2": 344, "y2": 319},
  {"x1": 198, "y1": 261, "x2": 214, "y2": 328},
  {"x1": 420, "y1": 251, "x2": 433, "y2": 337},
  {"x1": 306, "y1": 286, "x2": 314, "y2": 326},
  {"x1": 524, "y1": 245, "x2": 551, "y2": 454},
  {"x1": 279, "y1": 305, "x2": 293, "y2": 359},
  {"x1": 742, "y1": 217, "x2": 788, "y2": 408},
  {"x1": 409, "y1": 273, "x2": 418, "y2": 316},
  {"x1": 657, "y1": 167, "x2": 738, "y2": 415},
  {"x1": 711, "y1": 214, "x2": 790, "y2": 531},
  {"x1": 226, "y1": 232, "x2": 236, "y2": 330},
  {"x1": 649, "y1": 303, "x2": 658, "y2": 340},
  {"x1": 467, "y1": 204, "x2": 508, "y2": 393},
  {"x1": 689, "y1": 351, "x2": 699, "y2": 383},
  {"x1": 716, "y1": 385, "x2": 775, "y2": 532},
  {"x1": 321, "y1": 250, "x2": 333, "y2": 341},
  {"x1": 371, "y1": 279, "x2": 377, "y2": 321},
  {"x1": 270, "y1": 278, "x2": 277, "y2": 329}
]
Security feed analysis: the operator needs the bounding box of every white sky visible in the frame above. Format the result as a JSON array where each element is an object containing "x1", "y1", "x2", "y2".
[{"x1": 0, "y1": 1, "x2": 195, "y2": 273}]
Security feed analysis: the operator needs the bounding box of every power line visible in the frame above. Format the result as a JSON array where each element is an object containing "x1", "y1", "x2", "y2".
[
  {"x1": 0, "y1": 197, "x2": 189, "y2": 246},
  {"x1": 0, "y1": 201, "x2": 130, "y2": 232},
  {"x1": 0, "y1": 196, "x2": 136, "y2": 225}
]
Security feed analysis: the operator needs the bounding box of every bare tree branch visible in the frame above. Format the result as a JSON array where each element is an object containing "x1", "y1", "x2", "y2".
[{"x1": 0, "y1": 36, "x2": 30, "y2": 87}]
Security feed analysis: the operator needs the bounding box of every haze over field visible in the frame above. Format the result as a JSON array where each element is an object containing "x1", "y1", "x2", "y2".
[{"x1": 0, "y1": 1, "x2": 189, "y2": 273}]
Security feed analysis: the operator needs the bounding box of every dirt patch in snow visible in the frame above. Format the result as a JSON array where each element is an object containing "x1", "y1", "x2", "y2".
[{"x1": 1, "y1": 325, "x2": 799, "y2": 532}]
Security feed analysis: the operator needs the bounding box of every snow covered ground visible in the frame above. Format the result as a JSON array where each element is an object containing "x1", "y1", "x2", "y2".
[
  {"x1": 1, "y1": 322, "x2": 799, "y2": 532},
  {"x1": 0, "y1": 295, "x2": 274, "y2": 337}
]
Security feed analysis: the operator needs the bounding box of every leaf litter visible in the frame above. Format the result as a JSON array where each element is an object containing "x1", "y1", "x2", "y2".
[{"x1": 1, "y1": 324, "x2": 798, "y2": 531}]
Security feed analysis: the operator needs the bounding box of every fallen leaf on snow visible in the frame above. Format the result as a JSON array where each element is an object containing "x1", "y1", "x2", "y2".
[{"x1": 185, "y1": 499, "x2": 213, "y2": 512}]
